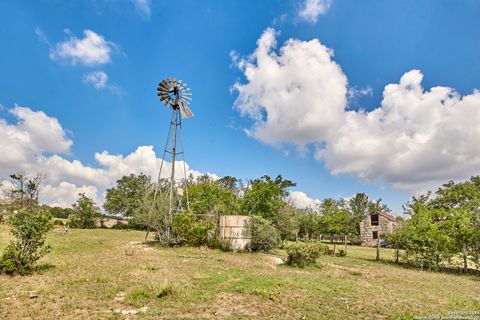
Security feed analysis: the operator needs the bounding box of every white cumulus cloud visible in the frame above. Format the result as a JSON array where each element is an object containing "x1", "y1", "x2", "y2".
[
  {"x1": 83, "y1": 71, "x2": 108, "y2": 89},
  {"x1": 298, "y1": 0, "x2": 333, "y2": 23},
  {"x1": 318, "y1": 70, "x2": 480, "y2": 192},
  {"x1": 233, "y1": 29, "x2": 480, "y2": 193},
  {"x1": 287, "y1": 191, "x2": 321, "y2": 209},
  {"x1": 41, "y1": 182, "x2": 100, "y2": 208},
  {"x1": 0, "y1": 105, "x2": 216, "y2": 207},
  {"x1": 232, "y1": 28, "x2": 347, "y2": 148},
  {"x1": 49, "y1": 29, "x2": 114, "y2": 66}
]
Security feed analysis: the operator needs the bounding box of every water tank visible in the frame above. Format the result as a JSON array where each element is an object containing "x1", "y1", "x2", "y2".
[{"x1": 219, "y1": 215, "x2": 251, "y2": 251}]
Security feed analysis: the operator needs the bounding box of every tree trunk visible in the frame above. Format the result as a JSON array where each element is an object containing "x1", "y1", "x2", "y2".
[
  {"x1": 463, "y1": 242, "x2": 468, "y2": 273},
  {"x1": 376, "y1": 237, "x2": 380, "y2": 261},
  {"x1": 144, "y1": 226, "x2": 150, "y2": 243},
  {"x1": 344, "y1": 235, "x2": 347, "y2": 255},
  {"x1": 319, "y1": 234, "x2": 322, "y2": 242},
  {"x1": 333, "y1": 236, "x2": 337, "y2": 255},
  {"x1": 395, "y1": 241, "x2": 399, "y2": 263}
]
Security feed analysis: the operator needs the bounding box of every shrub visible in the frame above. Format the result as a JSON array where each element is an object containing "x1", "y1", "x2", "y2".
[
  {"x1": 0, "y1": 245, "x2": 20, "y2": 274},
  {"x1": 246, "y1": 216, "x2": 281, "y2": 253},
  {"x1": 336, "y1": 249, "x2": 347, "y2": 257},
  {"x1": 0, "y1": 209, "x2": 53, "y2": 275},
  {"x1": 110, "y1": 221, "x2": 130, "y2": 230},
  {"x1": 156, "y1": 284, "x2": 175, "y2": 298},
  {"x1": 53, "y1": 219, "x2": 65, "y2": 226},
  {"x1": 48, "y1": 206, "x2": 73, "y2": 219},
  {"x1": 172, "y1": 212, "x2": 217, "y2": 247},
  {"x1": 284, "y1": 241, "x2": 328, "y2": 268},
  {"x1": 218, "y1": 238, "x2": 233, "y2": 252}
]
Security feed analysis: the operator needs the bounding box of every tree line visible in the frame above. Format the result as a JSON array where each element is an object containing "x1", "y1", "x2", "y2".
[
  {"x1": 101, "y1": 173, "x2": 390, "y2": 249},
  {"x1": 1, "y1": 171, "x2": 479, "y2": 273}
]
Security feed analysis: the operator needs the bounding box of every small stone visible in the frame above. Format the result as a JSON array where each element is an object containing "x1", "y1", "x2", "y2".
[
  {"x1": 113, "y1": 291, "x2": 125, "y2": 302},
  {"x1": 121, "y1": 309, "x2": 138, "y2": 315}
]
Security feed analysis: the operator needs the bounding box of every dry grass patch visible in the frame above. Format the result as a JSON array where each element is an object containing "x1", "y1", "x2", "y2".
[{"x1": 0, "y1": 225, "x2": 479, "y2": 319}]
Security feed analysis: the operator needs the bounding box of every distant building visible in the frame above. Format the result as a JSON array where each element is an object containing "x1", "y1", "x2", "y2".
[
  {"x1": 96, "y1": 218, "x2": 128, "y2": 228},
  {"x1": 360, "y1": 211, "x2": 397, "y2": 246}
]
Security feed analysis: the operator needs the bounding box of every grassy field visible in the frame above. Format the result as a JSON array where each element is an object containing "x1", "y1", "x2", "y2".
[{"x1": 0, "y1": 225, "x2": 479, "y2": 319}]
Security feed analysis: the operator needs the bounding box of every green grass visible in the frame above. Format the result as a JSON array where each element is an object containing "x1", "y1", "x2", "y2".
[{"x1": 0, "y1": 224, "x2": 479, "y2": 319}]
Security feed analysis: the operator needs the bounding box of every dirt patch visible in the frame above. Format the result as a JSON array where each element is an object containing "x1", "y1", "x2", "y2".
[
  {"x1": 114, "y1": 306, "x2": 149, "y2": 316},
  {"x1": 211, "y1": 292, "x2": 261, "y2": 318},
  {"x1": 127, "y1": 241, "x2": 153, "y2": 253},
  {"x1": 113, "y1": 291, "x2": 125, "y2": 303}
]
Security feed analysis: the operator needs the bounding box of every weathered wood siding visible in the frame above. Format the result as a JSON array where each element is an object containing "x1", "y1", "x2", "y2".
[{"x1": 219, "y1": 215, "x2": 251, "y2": 251}]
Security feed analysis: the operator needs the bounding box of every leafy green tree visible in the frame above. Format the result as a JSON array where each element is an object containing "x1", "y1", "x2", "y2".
[
  {"x1": 429, "y1": 177, "x2": 480, "y2": 272},
  {"x1": 384, "y1": 224, "x2": 408, "y2": 263},
  {"x1": 69, "y1": 193, "x2": 101, "y2": 229},
  {"x1": 320, "y1": 198, "x2": 350, "y2": 254},
  {"x1": 241, "y1": 175, "x2": 295, "y2": 221},
  {"x1": 297, "y1": 209, "x2": 322, "y2": 240},
  {"x1": 442, "y1": 206, "x2": 477, "y2": 272},
  {"x1": 276, "y1": 205, "x2": 301, "y2": 240},
  {"x1": 347, "y1": 193, "x2": 370, "y2": 240},
  {"x1": 401, "y1": 200, "x2": 451, "y2": 270},
  {"x1": 104, "y1": 173, "x2": 151, "y2": 217},
  {"x1": 187, "y1": 177, "x2": 240, "y2": 216},
  {"x1": 217, "y1": 176, "x2": 239, "y2": 193},
  {"x1": 0, "y1": 208, "x2": 53, "y2": 274}
]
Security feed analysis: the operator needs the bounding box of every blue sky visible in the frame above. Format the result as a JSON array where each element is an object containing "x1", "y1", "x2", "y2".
[{"x1": 1, "y1": 0, "x2": 480, "y2": 213}]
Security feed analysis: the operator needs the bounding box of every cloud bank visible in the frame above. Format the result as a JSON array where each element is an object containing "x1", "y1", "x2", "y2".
[
  {"x1": 233, "y1": 29, "x2": 480, "y2": 193},
  {"x1": 0, "y1": 106, "x2": 214, "y2": 208}
]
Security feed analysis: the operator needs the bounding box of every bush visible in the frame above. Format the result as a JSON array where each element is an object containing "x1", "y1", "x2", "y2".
[
  {"x1": 336, "y1": 249, "x2": 347, "y2": 257},
  {"x1": 284, "y1": 241, "x2": 328, "y2": 268},
  {"x1": 48, "y1": 206, "x2": 73, "y2": 219},
  {"x1": 172, "y1": 212, "x2": 217, "y2": 247},
  {"x1": 53, "y1": 219, "x2": 65, "y2": 226},
  {"x1": 0, "y1": 209, "x2": 53, "y2": 275},
  {"x1": 0, "y1": 244, "x2": 20, "y2": 274},
  {"x1": 246, "y1": 216, "x2": 281, "y2": 253}
]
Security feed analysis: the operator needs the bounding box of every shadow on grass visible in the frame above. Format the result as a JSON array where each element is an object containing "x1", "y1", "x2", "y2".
[
  {"x1": 361, "y1": 257, "x2": 480, "y2": 278},
  {"x1": 0, "y1": 263, "x2": 55, "y2": 277},
  {"x1": 34, "y1": 263, "x2": 55, "y2": 273}
]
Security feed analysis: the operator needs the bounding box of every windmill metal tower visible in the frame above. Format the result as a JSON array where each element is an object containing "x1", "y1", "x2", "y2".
[{"x1": 154, "y1": 78, "x2": 194, "y2": 240}]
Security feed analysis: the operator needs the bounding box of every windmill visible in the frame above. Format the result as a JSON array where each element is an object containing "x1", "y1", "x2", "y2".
[{"x1": 153, "y1": 78, "x2": 194, "y2": 241}]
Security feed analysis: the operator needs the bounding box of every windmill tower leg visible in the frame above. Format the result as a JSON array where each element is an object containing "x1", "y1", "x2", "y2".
[
  {"x1": 167, "y1": 108, "x2": 179, "y2": 241},
  {"x1": 154, "y1": 78, "x2": 193, "y2": 244},
  {"x1": 152, "y1": 107, "x2": 188, "y2": 244}
]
